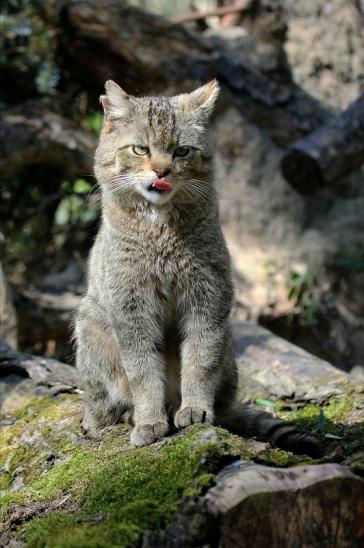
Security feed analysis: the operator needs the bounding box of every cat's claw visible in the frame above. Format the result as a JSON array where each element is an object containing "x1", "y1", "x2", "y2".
[
  {"x1": 130, "y1": 421, "x2": 169, "y2": 447},
  {"x1": 174, "y1": 406, "x2": 213, "y2": 428}
]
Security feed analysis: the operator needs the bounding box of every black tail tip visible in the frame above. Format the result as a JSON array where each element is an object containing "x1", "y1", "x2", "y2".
[{"x1": 276, "y1": 432, "x2": 325, "y2": 459}]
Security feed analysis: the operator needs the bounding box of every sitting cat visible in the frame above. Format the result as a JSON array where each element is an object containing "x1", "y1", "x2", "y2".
[{"x1": 75, "y1": 79, "x2": 321, "y2": 456}]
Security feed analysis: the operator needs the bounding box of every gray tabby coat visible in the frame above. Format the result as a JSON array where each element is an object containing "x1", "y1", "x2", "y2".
[{"x1": 75, "y1": 80, "x2": 321, "y2": 456}]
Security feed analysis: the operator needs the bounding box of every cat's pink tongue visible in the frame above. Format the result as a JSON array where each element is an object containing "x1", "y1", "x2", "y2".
[{"x1": 151, "y1": 179, "x2": 173, "y2": 192}]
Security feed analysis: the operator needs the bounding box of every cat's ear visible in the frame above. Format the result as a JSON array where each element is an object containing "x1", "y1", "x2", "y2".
[
  {"x1": 173, "y1": 80, "x2": 220, "y2": 119},
  {"x1": 100, "y1": 80, "x2": 134, "y2": 128}
]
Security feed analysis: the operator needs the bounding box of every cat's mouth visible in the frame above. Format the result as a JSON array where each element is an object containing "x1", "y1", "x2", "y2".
[{"x1": 148, "y1": 179, "x2": 173, "y2": 193}]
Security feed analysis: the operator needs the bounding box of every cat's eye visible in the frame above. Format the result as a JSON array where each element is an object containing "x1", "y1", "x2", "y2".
[
  {"x1": 174, "y1": 146, "x2": 190, "y2": 158},
  {"x1": 132, "y1": 145, "x2": 149, "y2": 156}
]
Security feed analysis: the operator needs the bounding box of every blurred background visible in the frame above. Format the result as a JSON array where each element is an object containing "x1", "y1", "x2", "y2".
[{"x1": 1, "y1": 0, "x2": 363, "y2": 375}]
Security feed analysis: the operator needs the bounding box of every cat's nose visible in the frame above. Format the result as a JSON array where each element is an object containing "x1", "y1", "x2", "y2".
[{"x1": 154, "y1": 167, "x2": 171, "y2": 178}]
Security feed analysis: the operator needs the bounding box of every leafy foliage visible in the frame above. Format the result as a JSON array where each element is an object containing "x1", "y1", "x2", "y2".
[
  {"x1": 287, "y1": 270, "x2": 321, "y2": 326},
  {"x1": 0, "y1": 0, "x2": 59, "y2": 103}
]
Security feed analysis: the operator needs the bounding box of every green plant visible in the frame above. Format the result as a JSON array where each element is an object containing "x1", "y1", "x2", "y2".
[
  {"x1": 0, "y1": 0, "x2": 59, "y2": 102},
  {"x1": 287, "y1": 270, "x2": 321, "y2": 326}
]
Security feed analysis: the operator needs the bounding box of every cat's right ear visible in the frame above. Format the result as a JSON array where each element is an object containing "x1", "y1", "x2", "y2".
[{"x1": 100, "y1": 80, "x2": 133, "y2": 130}]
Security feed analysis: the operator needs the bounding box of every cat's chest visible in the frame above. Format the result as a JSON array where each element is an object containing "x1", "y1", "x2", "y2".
[
  {"x1": 107, "y1": 222, "x2": 212, "y2": 292},
  {"x1": 123, "y1": 227, "x2": 197, "y2": 274}
]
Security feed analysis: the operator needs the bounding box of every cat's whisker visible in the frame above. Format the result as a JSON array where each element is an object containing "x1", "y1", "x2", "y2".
[
  {"x1": 106, "y1": 184, "x2": 133, "y2": 194},
  {"x1": 185, "y1": 188, "x2": 206, "y2": 207},
  {"x1": 184, "y1": 181, "x2": 210, "y2": 206},
  {"x1": 191, "y1": 179, "x2": 222, "y2": 196},
  {"x1": 88, "y1": 183, "x2": 102, "y2": 198},
  {"x1": 106, "y1": 178, "x2": 132, "y2": 188},
  {"x1": 180, "y1": 186, "x2": 206, "y2": 216},
  {"x1": 188, "y1": 179, "x2": 211, "y2": 197},
  {"x1": 106, "y1": 175, "x2": 135, "y2": 191},
  {"x1": 187, "y1": 178, "x2": 210, "y2": 190}
]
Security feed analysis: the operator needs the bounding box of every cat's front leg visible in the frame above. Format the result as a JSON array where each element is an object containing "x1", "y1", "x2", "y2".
[
  {"x1": 124, "y1": 346, "x2": 169, "y2": 446},
  {"x1": 175, "y1": 318, "x2": 225, "y2": 429},
  {"x1": 111, "y1": 313, "x2": 169, "y2": 447}
]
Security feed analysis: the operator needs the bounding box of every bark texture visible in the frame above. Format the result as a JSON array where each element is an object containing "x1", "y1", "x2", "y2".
[
  {"x1": 281, "y1": 92, "x2": 364, "y2": 194},
  {"x1": 165, "y1": 462, "x2": 364, "y2": 547}
]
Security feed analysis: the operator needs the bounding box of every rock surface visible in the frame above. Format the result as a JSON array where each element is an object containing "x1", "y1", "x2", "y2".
[
  {"x1": 0, "y1": 341, "x2": 79, "y2": 414},
  {"x1": 233, "y1": 323, "x2": 347, "y2": 402},
  {"x1": 1, "y1": 324, "x2": 363, "y2": 547}
]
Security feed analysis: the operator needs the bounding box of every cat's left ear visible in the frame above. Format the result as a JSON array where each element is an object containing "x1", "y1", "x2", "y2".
[
  {"x1": 173, "y1": 80, "x2": 220, "y2": 120},
  {"x1": 100, "y1": 80, "x2": 134, "y2": 129}
]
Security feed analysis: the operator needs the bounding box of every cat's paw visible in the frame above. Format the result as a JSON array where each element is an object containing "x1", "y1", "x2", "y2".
[
  {"x1": 130, "y1": 421, "x2": 169, "y2": 447},
  {"x1": 174, "y1": 406, "x2": 214, "y2": 429}
]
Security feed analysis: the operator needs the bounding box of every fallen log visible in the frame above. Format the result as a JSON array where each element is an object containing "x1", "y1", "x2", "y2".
[
  {"x1": 56, "y1": 0, "x2": 327, "y2": 145},
  {"x1": 0, "y1": 100, "x2": 95, "y2": 175},
  {"x1": 281, "y1": 92, "x2": 364, "y2": 194},
  {"x1": 165, "y1": 461, "x2": 364, "y2": 547}
]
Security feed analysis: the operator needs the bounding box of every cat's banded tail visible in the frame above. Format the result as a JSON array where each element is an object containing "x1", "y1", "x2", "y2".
[{"x1": 218, "y1": 403, "x2": 324, "y2": 458}]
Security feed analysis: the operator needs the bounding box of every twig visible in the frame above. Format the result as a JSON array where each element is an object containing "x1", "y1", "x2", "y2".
[{"x1": 172, "y1": 0, "x2": 253, "y2": 25}]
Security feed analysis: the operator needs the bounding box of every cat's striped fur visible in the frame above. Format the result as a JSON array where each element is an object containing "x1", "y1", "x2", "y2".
[{"x1": 75, "y1": 80, "x2": 321, "y2": 456}]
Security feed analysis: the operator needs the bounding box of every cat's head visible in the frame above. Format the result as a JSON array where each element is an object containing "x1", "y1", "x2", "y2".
[{"x1": 94, "y1": 80, "x2": 219, "y2": 206}]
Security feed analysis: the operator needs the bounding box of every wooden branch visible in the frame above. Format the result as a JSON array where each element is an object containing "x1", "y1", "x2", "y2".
[
  {"x1": 171, "y1": 0, "x2": 253, "y2": 24},
  {"x1": 0, "y1": 100, "x2": 96, "y2": 176},
  {"x1": 281, "y1": 92, "x2": 364, "y2": 194},
  {"x1": 220, "y1": 0, "x2": 252, "y2": 27}
]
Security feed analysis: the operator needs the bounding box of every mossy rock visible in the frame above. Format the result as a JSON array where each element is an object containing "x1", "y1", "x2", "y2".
[{"x1": 1, "y1": 388, "x2": 363, "y2": 547}]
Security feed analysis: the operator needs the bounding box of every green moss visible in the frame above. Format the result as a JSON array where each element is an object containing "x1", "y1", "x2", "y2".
[
  {"x1": 3, "y1": 388, "x2": 363, "y2": 547},
  {"x1": 2, "y1": 398, "x2": 247, "y2": 548},
  {"x1": 256, "y1": 447, "x2": 316, "y2": 467},
  {"x1": 277, "y1": 390, "x2": 364, "y2": 456},
  {"x1": 17, "y1": 424, "x2": 241, "y2": 547},
  {"x1": 281, "y1": 395, "x2": 354, "y2": 427},
  {"x1": 0, "y1": 395, "x2": 83, "y2": 500},
  {"x1": 0, "y1": 471, "x2": 11, "y2": 490}
]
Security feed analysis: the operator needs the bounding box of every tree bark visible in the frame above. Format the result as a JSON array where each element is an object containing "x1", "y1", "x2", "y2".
[
  {"x1": 206, "y1": 462, "x2": 364, "y2": 548},
  {"x1": 164, "y1": 461, "x2": 364, "y2": 547}
]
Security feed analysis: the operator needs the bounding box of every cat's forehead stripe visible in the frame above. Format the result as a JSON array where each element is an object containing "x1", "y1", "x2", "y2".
[{"x1": 147, "y1": 98, "x2": 177, "y2": 148}]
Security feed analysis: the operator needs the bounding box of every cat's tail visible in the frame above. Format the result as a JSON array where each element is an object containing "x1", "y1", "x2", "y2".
[{"x1": 217, "y1": 403, "x2": 324, "y2": 458}]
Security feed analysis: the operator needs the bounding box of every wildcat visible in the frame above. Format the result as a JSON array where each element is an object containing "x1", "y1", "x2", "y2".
[{"x1": 75, "y1": 80, "x2": 321, "y2": 456}]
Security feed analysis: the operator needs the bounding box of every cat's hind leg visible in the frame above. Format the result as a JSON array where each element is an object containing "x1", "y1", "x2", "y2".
[
  {"x1": 75, "y1": 310, "x2": 133, "y2": 436},
  {"x1": 81, "y1": 380, "x2": 133, "y2": 437}
]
